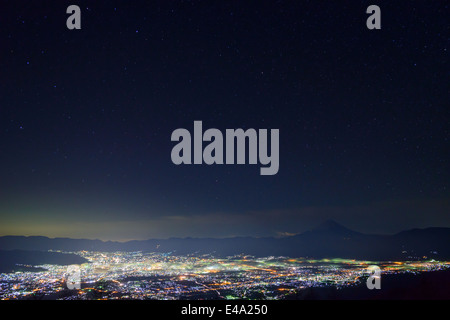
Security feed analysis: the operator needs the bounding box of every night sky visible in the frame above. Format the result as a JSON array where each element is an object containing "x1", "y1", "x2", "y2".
[{"x1": 0, "y1": 1, "x2": 448, "y2": 240}]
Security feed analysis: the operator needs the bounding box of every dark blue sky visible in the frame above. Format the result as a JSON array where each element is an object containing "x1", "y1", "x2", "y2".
[{"x1": 0, "y1": 1, "x2": 448, "y2": 240}]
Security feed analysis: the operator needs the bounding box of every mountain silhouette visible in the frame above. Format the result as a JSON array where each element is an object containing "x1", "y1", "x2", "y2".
[
  {"x1": 1, "y1": 221, "x2": 449, "y2": 260},
  {"x1": 306, "y1": 219, "x2": 361, "y2": 236}
]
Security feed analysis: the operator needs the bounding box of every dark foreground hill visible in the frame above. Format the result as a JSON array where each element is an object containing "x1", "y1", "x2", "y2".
[
  {"x1": 0, "y1": 250, "x2": 88, "y2": 273},
  {"x1": 286, "y1": 269, "x2": 450, "y2": 300},
  {"x1": 1, "y1": 220, "x2": 449, "y2": 260}
]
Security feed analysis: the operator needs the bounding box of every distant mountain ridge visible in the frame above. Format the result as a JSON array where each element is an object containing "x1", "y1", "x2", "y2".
[{"x1": 1, "y1": 221, "x2": 449, "y2": 261}]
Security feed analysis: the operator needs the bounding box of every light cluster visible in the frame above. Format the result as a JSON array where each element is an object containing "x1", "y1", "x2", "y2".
[{"x1": 1, "y1": 251, "x2": 449, "y2": 300}]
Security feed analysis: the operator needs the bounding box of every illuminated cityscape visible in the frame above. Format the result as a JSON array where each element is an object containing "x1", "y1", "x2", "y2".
[
  {"x1": 1, "y1": 0, "x2": 448, "y2": 308},
  {"x1": 1, "y1": 251, "x2": 449, "y2": 300}
]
